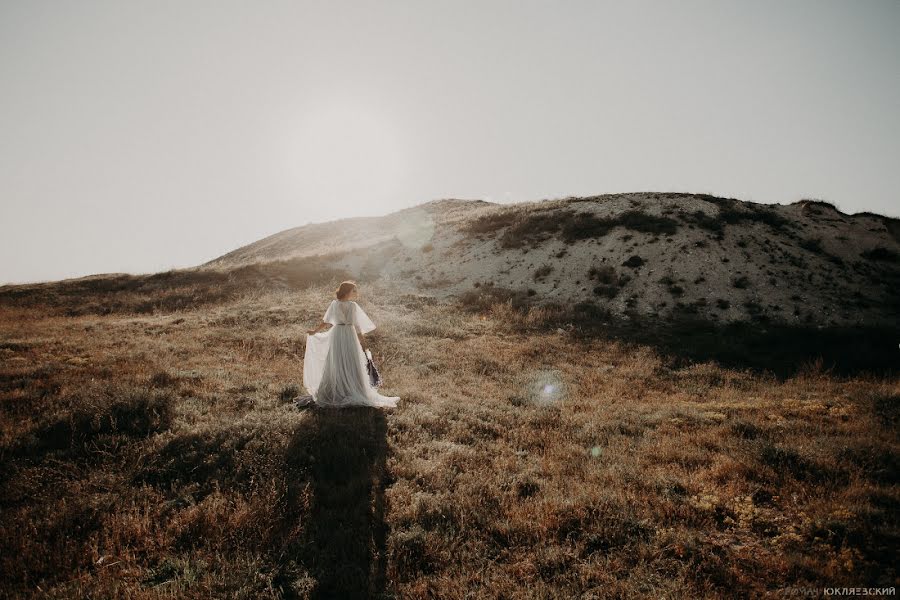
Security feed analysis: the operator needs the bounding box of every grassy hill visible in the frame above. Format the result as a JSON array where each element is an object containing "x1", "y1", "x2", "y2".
[{"x1": 1, "y1": 270, "x2": 897, "y2": 597}]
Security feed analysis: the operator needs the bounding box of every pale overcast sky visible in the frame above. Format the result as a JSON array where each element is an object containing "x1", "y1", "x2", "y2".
[{"x1": 1, "y1": 0, "x2": 898, "y2": 284}]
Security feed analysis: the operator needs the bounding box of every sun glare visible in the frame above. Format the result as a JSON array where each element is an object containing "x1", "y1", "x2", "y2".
[{"x1": 285, "y1": 100, "x2": 409, "y2": 213}]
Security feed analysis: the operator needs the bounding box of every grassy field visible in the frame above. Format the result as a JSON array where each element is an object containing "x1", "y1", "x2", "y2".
[{"x1": 0, "y1": 275, "x2": 897, "y2": 598}]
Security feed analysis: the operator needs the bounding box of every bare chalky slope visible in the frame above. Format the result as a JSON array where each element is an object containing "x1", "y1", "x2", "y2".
[{"x1": 203, "y1": 194, "x2": 900, "y2": 327}]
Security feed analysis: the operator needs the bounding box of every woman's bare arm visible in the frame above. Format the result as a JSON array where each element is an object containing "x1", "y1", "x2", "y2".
[{"x1": 306, "y1": 321, "x2": 330, "y2": 335}]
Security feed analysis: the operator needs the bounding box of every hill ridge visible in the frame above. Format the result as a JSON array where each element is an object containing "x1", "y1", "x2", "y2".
[{"x1": 201, "y1": 192, "x2": 899, "y2": 327}]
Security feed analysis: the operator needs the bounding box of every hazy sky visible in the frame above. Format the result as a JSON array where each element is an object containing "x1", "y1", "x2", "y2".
[{"x1": 2, "y1": 1, "x2": 898, "y2": 284}]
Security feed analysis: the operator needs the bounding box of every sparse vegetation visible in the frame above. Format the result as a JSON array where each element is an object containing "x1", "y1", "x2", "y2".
[
  {"x1": 797, "y1": 199, "x2": 842, "y2": 215},
  {"x1": 679, "y1": 209, "x2": 724, "y2": 233},
  {"x1": 657, "y1": 273, "x2": 685, "y2": 297},
  {"x1": 457, "y1": 283, "x2": 534, "y2": 313},
  {"x1": 679, "y1": 201, "x2": 791, "y2": 234},
  {"x1": 614, "y1": 210, "x2": 680, "y2": 235},
  {"x1": 464, "y1": 207, "x2": 682, "y2": 249},
  {"x1": 459, "y1": 210, "x2": 519, "y2": 235},
  {"x1": 419, "y1": 276, "x2": 456, "y2": 289}
]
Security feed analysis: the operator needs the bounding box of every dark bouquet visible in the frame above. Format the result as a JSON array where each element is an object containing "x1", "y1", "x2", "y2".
[{"x1": 365, "y1": 349, "x2": 383, "y2": 388}]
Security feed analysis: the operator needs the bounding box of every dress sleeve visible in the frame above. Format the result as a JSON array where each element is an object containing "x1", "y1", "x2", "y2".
[
  {"x1": 353, "y1": 302, "x2": 376, "y2": 334},
  {"x1": 323, "y1": 300, "x2": 338, "y2": 325}
]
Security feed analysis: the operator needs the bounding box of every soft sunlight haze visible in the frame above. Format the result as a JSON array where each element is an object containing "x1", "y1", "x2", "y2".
[{"x1": 1, "y1": 0, "x2": 898, "y2": 284}]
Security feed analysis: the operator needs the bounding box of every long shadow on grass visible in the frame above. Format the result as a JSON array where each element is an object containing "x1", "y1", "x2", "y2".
[{"x1": 284, "y1": 406, "x2": 390, "y2": 599}]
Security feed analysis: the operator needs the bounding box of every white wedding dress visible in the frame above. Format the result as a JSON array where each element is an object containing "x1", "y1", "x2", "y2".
[{"x1": 303, "y1": 299, "x2": 400, "y2": 408}]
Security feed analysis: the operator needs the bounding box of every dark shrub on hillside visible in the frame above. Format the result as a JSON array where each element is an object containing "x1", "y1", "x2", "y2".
[
  {"x1": 732, "y1": 276, "x2": 750, "y2": 289},
  {"x1": 533, "y1": 264, "x2": 554, "y2": 281},
  {"x1": 680, "y1": 210, "x2": 724, "y2": 233},
  {"x1": 693, "y1": 193, "x2": 741, "y2": 204},
  {"x1": 616, "y1": 210, "x2": 679, "y2": 235},
  {"x1": 719, "y1": 206, "x2": 790, "y2": 231},
  {"x1": 500, "y1": 210, "x2": 575, "y2": 248},
  {"x1": 560, "y1": 210, "x2": 679, "y2": 239},
  {"x1": 861, "y1": 246, "x2": 899, "y2": 263},
  {"x1": 797, "y1": 199, "x2": 842, "y2": 216},
  {"x1": 559, "y1": 212, "x2": 614, "y2": 242},
  {"x1": 653, "y1": 273, "x2": 683, "y2": 297},
  {"x1": 799, "y1": 238, "x2": 824, "y2": 254},
  {"x1": 680, "y1": 198, "x2": 791, "y2": 233},
  {"x1": 588, "y1": 265, "x2": 617, "y2": 284},
  {"x1": 459, "y1": 210, "x2": 519, "y2": 235},
  {"x1": 593, "y1": 284, "x2": 619, "y2": 299},
  {"x1": 622, "y1": 255, "x2": 645, "y2": 269},
  {"x1": 496, "y1": 209, "x2": 680, "y2": 248}
]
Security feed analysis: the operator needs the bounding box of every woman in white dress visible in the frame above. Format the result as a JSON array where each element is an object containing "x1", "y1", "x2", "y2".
[{"x1": 303, "y1": 281, "x2": 400, "y2": 408}]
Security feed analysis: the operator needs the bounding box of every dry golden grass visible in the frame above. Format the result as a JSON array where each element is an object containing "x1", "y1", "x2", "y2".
[{"x1": 0, "y1": 276, "x2": 897, "y2": 598}]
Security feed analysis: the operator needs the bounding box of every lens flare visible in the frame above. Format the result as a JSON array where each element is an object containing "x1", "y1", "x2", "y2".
[
  {"x1": 394, "y1": 206, "x2": 435, "y2": 249},
  {"x1": 524, "y1": 369, "x2": 566, "y2": 406}
]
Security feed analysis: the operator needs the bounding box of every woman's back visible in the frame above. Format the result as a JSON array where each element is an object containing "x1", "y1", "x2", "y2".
[
  {"x1": 303, "y1": 299, "x2": 398, "y2": 408},
  {"x1": 329, "y1": 299, "x2": 355, "y2": 324}
]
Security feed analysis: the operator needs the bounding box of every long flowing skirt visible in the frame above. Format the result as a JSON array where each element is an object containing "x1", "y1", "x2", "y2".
[{"x1": 303, "y1": 325, "x2": 399, "y2": 408}]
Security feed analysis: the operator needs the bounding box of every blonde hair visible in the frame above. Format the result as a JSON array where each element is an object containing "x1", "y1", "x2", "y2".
[{"x1": 335, "y1": 280, "x2": 357, "y2": 300}]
